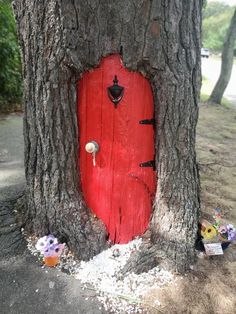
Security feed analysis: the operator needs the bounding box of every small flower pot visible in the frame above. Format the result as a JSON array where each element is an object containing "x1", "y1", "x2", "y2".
[{"x1": 43, "y1": 256, "x2": 59, "y2": 267}]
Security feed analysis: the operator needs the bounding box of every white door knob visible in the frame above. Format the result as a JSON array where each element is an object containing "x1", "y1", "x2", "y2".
[{"x1": 85, "y1": 141, "x2": 99, "y2": 154}]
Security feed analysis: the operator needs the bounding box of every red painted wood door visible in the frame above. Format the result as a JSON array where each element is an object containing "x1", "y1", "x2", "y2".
[{"x1": 78, "y1": 54, "x2": 156, "y2": 244}]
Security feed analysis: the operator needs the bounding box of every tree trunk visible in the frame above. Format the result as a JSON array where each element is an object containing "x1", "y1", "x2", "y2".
[
  {"x1": 13, "y1": 0, "x2": 201, "y2": 271},
  {"x1": 209, "y1": 9, "x2": 236, "y2": 105}
]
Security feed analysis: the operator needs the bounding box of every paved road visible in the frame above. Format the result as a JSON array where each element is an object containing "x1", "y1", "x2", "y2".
[
  {"x1": 0, "y1": 113, "x2": 25, "y2": 191},
  {"x1": 0, "y1": 254, "x2": 104, "y2": 314},
  {"x1": 201, "y1": 57, "x2": 236, "y2": 104},
  {"x1": 0, "y1": 114, "x2": 25, "y2": 258}
]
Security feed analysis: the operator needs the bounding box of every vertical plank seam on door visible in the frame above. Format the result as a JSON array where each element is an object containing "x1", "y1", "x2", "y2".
[
  {"x1": 98, "y1": 66, "x2": 104, "y2": 210},
  {"x1": 85, "y1": 74, "x2": 88, "y2": 187},
  {"x1": 111, "y1": 91, "x2": 117, "y2": 242},
  {"x1": 107, "y1": 67, "x2": 115, "y2": 241},
  {"x1": 100, "y1": 66, "x2": 103, "y2": 155}
]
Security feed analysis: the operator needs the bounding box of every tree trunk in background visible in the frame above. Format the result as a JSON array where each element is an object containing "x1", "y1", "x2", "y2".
[
  {"x1": 13, "y1": 0, "x2": 201, "y2": 271},
  {"x1": 209, "y1": 9, "x2": 236, "y2": 105}
]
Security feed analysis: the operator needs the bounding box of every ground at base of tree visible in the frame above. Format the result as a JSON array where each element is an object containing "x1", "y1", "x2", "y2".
[
  {"x1": 143, "y1": 246, "x2": 236, "y2": 314},
  {"x1": 0, "y1": 253, "x2": 105, "y2": 314},
  {"x1": 197, "y1": 103, "x2": 236, "y2": 226}
]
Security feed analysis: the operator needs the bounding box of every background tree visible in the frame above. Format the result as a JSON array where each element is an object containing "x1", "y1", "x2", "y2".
[
  {"x1": 13, "y1": 0, "x2": 201, "y2": 272},
  {"x1": 0, "y1": 0, "x2": 22, "y2": 112},
  {"x1": 202, "y1": 2, "x2": 235, "y2": 53},
  {"x1": 209, "y1": 8, "x2": 236, "y2": 104}
]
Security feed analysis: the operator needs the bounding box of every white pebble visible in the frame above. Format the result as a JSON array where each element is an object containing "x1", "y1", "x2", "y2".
[{"x1": 49, "y1": 281, "x2": 55, "y2": 289}]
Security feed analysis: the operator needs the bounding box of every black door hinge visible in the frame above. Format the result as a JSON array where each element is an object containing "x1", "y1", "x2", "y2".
[
  {"x1": 139, "y1": 160, "x2": 156, "y2": 170},
  {"x1": 139, "y1": 119, "x2": 155, "y2": 125}
]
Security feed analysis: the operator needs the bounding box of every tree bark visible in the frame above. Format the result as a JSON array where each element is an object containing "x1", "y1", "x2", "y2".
[
  {"x1": 209, "y1": 9, "x2": 236, "y2": 105},
  {"x1": 13, "y1": 0, "x2": 201, "y2": 271}
]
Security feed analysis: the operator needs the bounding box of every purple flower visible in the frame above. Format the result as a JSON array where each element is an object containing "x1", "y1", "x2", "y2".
[
  {"x1": 226, "y1": 224, "x2": 236, "y2": 241},
  {"x1": 46, "y1": 234, "x2": 58, "y2": 246},
  {"x1": 43, "y1": 243, "x2": 65, "y2": 257},
  {"x1": 35, "y1": 235, "x2": 59, "y2": 255}
]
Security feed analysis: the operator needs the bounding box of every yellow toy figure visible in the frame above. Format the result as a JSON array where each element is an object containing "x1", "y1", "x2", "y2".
[{"x1": 200, "y1": 219, "x2": 217, "y2": 240}]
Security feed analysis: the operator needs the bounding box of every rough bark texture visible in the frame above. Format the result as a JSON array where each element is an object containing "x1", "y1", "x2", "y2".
[
  {"x1": 209, "y1": 9, "x2": 236, "y2": 104},
  {"x1": 0, "y1": 191, "x2": 26, "y2": 260},
  {"x1": 13, "y1": 0, "x2": 201, "y2": 270}
]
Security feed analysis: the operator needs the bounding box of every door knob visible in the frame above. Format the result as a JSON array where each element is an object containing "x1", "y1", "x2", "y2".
[
  {"x1": 85, "y1": 141, "x2": 99, "y2": 153},
  {"x1": 85, "y1": 141, "x2": 99, "y2": 166}
]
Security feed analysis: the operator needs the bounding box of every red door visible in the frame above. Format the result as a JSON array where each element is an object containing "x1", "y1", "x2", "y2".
[{"x1": 78, "y1": 54, "x2": 156, "y2": 244}]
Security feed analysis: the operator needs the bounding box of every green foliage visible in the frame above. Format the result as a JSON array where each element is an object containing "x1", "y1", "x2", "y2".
[
  {"x1": 0, "y1": 0, "x2": 22, "y2": 111},
  {"x1": 202, "y1": 2, "x2": 236, "y2": 53},
  {"x1": 203, "y1": 1, "x2": 230, "y2": 19}
]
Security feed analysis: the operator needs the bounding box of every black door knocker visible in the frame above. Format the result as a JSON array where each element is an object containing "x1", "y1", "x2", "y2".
[{"x1": 107, "y1": 75, "x2": 124, "y2": 108}]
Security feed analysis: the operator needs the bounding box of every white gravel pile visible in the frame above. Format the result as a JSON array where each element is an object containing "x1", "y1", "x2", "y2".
[
  {"x1": 26, "y1": 234, "x2": 174, "y2": 313},
  {"x1": 74, "y1": 239, "x2": 174, "y2": 313}
]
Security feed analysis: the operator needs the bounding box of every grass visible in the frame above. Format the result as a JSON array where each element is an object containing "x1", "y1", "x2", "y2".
[
  {"x1": 200, "y1": 71, "x2": 236, "y2": 225},
  {"x1": 196, "y1": 103, "x2": 236, "y2": 224},
  {"x1": 201, "y1": 76, "x2": 215, "y2": 98},
  {"x1": 200, "y1": 76, "x2": 231, "y2": 106},
  {"x1": 210, "y1": 54, "x2": 236, "y2": 65},
  {"x1": 199, "y1": 74, "x2": 236, "y2": 224}
]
